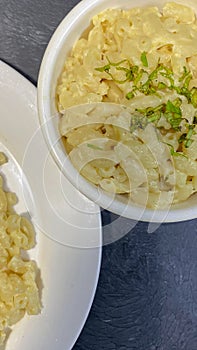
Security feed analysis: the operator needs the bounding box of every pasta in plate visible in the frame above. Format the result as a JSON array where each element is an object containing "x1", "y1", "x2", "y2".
[
  {"x1": 57, "y1": 2, "x2": 197, "y2": 209},
  {"x1": 0, "y1": 153, "x2": 41, "y2": 345}
]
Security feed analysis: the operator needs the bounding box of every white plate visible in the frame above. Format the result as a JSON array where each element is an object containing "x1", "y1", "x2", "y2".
[{"x1": 0, "y1": 60, "x2": 102, "y2": 350}]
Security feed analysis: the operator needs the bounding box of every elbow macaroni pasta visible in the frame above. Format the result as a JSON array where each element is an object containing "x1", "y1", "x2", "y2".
[
  {"x1": 0, "y1": 153, "x2": 41, "y2": 345},
  {"x1": 57, "y1": 2, "x2": 197, "y2": 209}
]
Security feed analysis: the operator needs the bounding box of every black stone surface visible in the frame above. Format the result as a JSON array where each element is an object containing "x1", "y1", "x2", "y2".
[{"x1": 1, "y1": 1, "x2": 197, "y2": 349}]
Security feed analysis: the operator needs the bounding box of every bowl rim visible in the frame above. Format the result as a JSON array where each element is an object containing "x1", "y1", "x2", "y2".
[{"x1": 37, "y1": 0, "x2": 197, "y2": 223}]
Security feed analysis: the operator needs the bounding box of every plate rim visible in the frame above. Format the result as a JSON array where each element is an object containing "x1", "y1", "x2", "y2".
[{"x1": 0, "y1": 59, "x2": 102, "y2": 350}]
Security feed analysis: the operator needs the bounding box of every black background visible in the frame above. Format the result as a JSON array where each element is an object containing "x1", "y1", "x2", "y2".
[{"x1": 1, "y1": 1, "x2": 197, "y2": 349}]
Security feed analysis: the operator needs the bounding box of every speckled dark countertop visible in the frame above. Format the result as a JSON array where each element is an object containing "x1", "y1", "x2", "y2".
[{"x1": 1, "y1": 1, "x2": 197, "y2": 349}]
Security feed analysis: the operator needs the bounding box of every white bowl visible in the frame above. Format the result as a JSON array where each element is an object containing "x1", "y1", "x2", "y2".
[{"x1": 38, "y1": 0, "x2": 197, "y2": 223}]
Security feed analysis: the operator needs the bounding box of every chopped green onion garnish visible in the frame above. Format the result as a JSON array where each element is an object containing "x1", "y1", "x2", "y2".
[
  {"x1": 106, "y1": 57, "x2": 128, "y2": 67},
  {"x1": 157, "y1": 82, "x2": 167, "y2": 89},
  {"x1": 191, "y1": 88, "x2": 197, "y2": 108},
  {"x1": 95, "y1": 54, "x2": 197, "y2": 139},
  {"x1": 87, "y1": 144, "x2": 103, "y2": 150},
  {"x1": 147, "y1": 113, "x2": 161, "y2": 123},
  {"x1": 163, "y1": 142, "x2": 187, "y2": 158},
  {"x1": 126, "y1": 91, "x2": 135, "y2": 100},
  {"x1": 95, "y1": 64, "x2": 111, "y2": 73},
  {"x1": 141, "y1": 51, "x2": 148, "y2": 67},
  {"x1": 185, "y1": 139, "x2": 193, "y2": 148},
  {"x1": 184, "y1": 125, "x2": 195, "y2": 148},
  {"x1": 166, "y1": 100, "x2": 181, "y2": 115}
]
